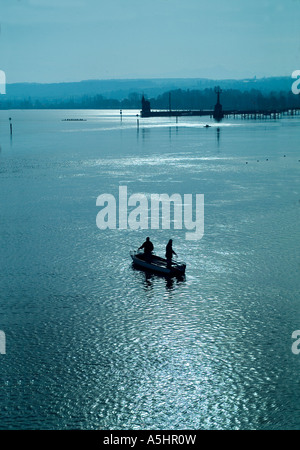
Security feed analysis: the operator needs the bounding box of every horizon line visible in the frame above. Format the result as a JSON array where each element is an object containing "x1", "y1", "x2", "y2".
[{"x1": 5, "y1": 75, "x2": 292, "y2": 86}]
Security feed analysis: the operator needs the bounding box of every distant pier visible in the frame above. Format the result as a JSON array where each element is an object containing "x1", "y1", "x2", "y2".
[
  {"x1": 140, "y1": 90, "x2": 300, "y2": 121},
  {"x1": 223, "y1": 109, "x2": 300, "y2": 120}
]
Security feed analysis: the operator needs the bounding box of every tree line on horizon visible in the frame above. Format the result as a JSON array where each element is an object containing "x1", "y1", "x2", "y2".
[{"x1": 0, "y1": 87, "x2": 299, "y2": 111}]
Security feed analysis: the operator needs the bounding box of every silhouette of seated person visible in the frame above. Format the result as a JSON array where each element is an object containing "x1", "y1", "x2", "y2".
[
  {"x1": 165, "y1": 239, "x2": 177, "y2": 269},
  {"x1": 138, "y1": 237, "x2": 154, "y2": 261}
]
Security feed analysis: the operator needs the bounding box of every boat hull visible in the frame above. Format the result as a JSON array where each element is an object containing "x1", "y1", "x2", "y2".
[{"x1": 130, "y1": 251, "x2": 186, "y2": 277}]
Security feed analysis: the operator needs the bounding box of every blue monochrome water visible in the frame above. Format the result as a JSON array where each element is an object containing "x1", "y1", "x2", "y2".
[{"x1": 0, "y1": 109, "x2": 299, "y2": 430}]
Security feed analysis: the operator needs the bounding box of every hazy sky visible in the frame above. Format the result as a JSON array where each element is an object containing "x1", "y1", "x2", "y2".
[{"x1": 0, "y1": 0, "x2": 300, "y2": 83}]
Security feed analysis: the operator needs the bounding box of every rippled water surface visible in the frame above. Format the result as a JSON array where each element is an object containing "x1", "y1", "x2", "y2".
[{"x1": 0, "y1": 110, "x2": 299, "y2": 430}]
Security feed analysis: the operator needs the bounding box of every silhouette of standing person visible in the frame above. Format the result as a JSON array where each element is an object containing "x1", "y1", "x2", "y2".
[{"x1": 165, "y1": 239, "x2": 177, "y2": 269}]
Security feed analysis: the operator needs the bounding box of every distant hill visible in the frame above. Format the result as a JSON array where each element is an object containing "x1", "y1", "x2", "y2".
[{"x1": 3, "y1": 77, "x2": 294, "y2": 102}]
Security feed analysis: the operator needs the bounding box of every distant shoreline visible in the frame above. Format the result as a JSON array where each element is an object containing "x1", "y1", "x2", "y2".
[{"x1": 0, "y1": 81, "x2": 298, "y2": 112}]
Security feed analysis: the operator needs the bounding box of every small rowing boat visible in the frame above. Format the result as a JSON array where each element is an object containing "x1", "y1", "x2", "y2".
[{"x1": 130, "y1": 250, "x2": 186, "y2": 277}]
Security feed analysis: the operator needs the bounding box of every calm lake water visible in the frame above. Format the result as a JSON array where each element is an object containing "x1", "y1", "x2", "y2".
[{"x1": 0, "y1": 109, "x2": 299, "y2": 430}]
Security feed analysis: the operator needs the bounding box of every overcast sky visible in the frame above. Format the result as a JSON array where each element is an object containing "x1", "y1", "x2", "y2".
[{"x1": 0, "y1": 0, "x2": 300, "y2": 83}]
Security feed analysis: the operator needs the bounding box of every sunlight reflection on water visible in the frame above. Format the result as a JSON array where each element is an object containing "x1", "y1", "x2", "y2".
[{"x1": 0, "y1": 110, "x2": 299, "y2": 429}]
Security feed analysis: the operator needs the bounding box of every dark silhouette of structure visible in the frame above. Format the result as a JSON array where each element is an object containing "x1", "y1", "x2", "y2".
[
  {"x1": 140, "y1": 87, "x2": 300, "y2": 121},
  {"x1": 141, "y1": 87, "x2": 225, "y2": 120},
  {"x1": 141, "y1": 96, "x2": 151, "y2": 117},
  {"x1": 213, "y1": 86, "x2": 224, "y2": 121}
]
